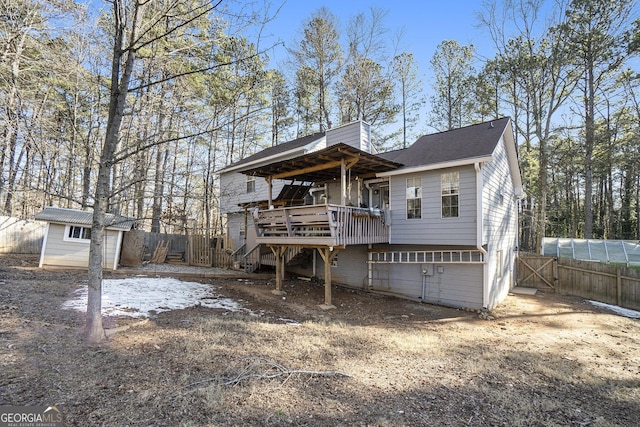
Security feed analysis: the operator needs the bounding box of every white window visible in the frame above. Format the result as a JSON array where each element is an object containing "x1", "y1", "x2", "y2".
[
  {"x1": 406, "y1": 177, "x2": 422, "y2": 219},
  {"x1": 65, "y1": 225, "x2": 91, "y2": 242},
  {"x1": 246, "y1": 175, "x2": 255, "y2": 193},
  {"x1": 441, "y1": 172, "x2": 459, "y2": 218}
]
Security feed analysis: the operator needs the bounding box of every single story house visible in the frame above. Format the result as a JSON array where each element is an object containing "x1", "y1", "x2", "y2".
[{"x1": 35, "y1": 207, "x2": 135, "y2": 270}]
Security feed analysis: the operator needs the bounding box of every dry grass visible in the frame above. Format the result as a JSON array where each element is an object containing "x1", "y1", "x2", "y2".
[{"x1": 1, "y1": 255, "x2": 639, "y2": 426}]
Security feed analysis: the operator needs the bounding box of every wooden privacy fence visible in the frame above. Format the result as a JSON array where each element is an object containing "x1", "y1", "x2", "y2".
[
  {"x1": 517, "y1": 255, "x2": 640, "y2": 311},
  {"x1": 142, "y1": 232, "x2": 231, "y2": 268},
  {"x1": 0, "y1": 216, "x2": 46, "y2": 254},
  {"x1": 188, "y1": 235, "x2": 231, "y2": 268}
]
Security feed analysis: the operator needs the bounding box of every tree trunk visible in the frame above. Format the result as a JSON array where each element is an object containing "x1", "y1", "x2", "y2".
[{"x1": 86, "y1": 0, "x2": 141, "y2": 344}]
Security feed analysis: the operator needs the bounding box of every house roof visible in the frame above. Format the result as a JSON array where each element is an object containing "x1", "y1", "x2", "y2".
[
  {"x1": 382, "y1": 117, "x2": 512, "y2": 168},
  {"x1": 218, "y1": 131, "x2": 326, "y2": 173},
  {"x1": 241, "y1": 143, "x2": 402, "y2": 183},
  {"x1": 35, "y1": 207, "x2": 135, "y2": 231},
  {"x1": 227, "y1": 117, "x2": 521, "y2": 193}
]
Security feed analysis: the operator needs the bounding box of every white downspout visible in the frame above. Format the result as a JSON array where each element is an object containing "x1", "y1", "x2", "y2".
[
  {"x1": 475, "y1": 162, "x2": 489, "y2": 308},
  {"x1": 364, "y1": 177, "x2": 387, "y2": 207}
]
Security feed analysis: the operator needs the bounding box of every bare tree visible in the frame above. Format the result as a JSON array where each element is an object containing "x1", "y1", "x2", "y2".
[
  {"x1": 393, "y1": 52, "x2": 423, "y2": 149},
  {"x1": 290, "y1": 7, "x2": 343, "y2": 131},
  {"x1": 86, "y1": 0, "x2": 224, "y2": 343}
]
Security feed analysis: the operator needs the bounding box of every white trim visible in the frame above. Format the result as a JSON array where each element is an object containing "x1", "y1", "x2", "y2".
[
  {"x1": 475, "y1": 162, "x2": 489, "y2": 308},
  {"x1": 405, "y1": 177, "x2": 422, "y2": 220},
  {"x1": 440, "y1": 171, "x2": 460, "y2": 219},
  {"x1": 500, "y1": 121, "x2": 524, "y2": 195},
  {"x1": 38, "y1": 222, "x2": 50, "y2": 268},
  {"x1": 376, "y1": 155, "x2": 493, "y2": 177},
  {"x1": 113, "y1": 230, "x2": 124, "y2": 270},
  {"x1": 246, "y1": 175, "x2": 256, "y2": 193},
  {"x1": 63, "y1": 224, "x2": 91, "y2": 243}
]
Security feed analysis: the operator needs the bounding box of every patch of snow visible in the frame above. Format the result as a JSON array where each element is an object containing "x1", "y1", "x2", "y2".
[
  {"x1": 62, "y1": 277, "x2": 249, "y2": 318},
  {"x1": 588, "y1": 300, "x2": 640, "y2": 319}
]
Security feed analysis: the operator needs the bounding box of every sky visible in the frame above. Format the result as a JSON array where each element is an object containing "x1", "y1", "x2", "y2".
[{"x1": 257, "y1": 0, "x2": 495, "y2": 88}]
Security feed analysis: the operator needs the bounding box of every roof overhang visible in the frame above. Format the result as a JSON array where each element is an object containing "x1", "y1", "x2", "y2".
[
  {"x1": 241, "y1": 143, "x2": 402, "y2": 183},
  {"x1": 500, "y1": 122, "x2": 524, "y2": 197},
  {"x1": 216, "y1": 136, "x2": 325, "y2": 174},
  {"x1": 376, "y1": 155, "x2": 494, "y2": 177}
]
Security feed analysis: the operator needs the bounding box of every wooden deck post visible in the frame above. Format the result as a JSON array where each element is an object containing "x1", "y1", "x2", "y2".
[
  {"x1": 269, "y1": 245, "x2": 287, "y2": 295},
  {"x1": 318, "y1": 247, "x2": 340, "y2": 309},
  {"x1": 266, "y1": 176, "x2": 273, "y2": 208}
]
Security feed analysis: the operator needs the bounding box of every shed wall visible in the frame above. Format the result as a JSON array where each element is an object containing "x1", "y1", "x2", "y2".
[{"x1": 41, "y1": 223, "x2": 121, "y2": 269}]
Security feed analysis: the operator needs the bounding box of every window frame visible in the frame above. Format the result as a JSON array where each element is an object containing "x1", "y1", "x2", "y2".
[
  {"x1": 64, "y1": 225, "x2": 92, "y2": 243},
  {"x1": 406, "y1": 177, "x2": 422, "y2": 219},
  {"x1": 441, "y1": 171, "x2": 460, "y2": 219},
  {"x1": 246, "y1": 175, "x2": 256, "y2": 193}
]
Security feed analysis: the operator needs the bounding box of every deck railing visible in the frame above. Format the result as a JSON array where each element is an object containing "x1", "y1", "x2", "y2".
[{"x1": 253, "y1": 204, "x2": 389, "y2": 247}]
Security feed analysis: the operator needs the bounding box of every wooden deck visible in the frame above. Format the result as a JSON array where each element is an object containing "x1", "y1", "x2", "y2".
[{"x1": 253, "y1": 204, "x2": 389, "y2": 247}]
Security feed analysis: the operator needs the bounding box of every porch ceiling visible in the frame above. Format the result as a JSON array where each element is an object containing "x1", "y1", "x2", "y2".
[{"x1": 241, "y1": 143, "x2": 402, "y2": 183}]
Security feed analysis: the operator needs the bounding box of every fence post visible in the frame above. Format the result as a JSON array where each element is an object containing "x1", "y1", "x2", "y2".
[
  {"x1": 617, "y1": 269, "x2": 622, "y2": 306},
  {"x1": 553, "y1": 258, "x2": 559, "y2": 291}
]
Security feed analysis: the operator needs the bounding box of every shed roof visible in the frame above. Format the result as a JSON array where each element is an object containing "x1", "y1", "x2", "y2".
[{"x1": 35, "y1": 207, "x2": 135, "y2": 231}]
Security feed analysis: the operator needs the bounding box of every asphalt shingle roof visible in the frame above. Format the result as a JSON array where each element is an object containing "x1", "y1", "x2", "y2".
[{"x1": 383, "y1": 117, "x2": 511, "y2": 168}]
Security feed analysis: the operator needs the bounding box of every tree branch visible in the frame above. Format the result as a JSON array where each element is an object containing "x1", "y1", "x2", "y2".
[
  {"x1": 126, "y1": 0, "x2": 223, "y2": 55},
  {"x1": 127, "y1": 41, "x2": 283, "y2": 92},
  {"x1": 176, "y1": 357, "x2": 351, "y2": 394}
]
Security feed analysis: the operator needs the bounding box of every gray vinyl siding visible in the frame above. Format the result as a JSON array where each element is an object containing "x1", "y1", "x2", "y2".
[
  {"x1": 326, "y1": 121, "x2": 371, "y2": 153},
  {"x1": 324, "y1": 181, "x2": 361, "y2": 206},
  {"x1": 381, "y1": 263, "x2": 483, "y2": 309},
  {"x1": 482, "y1": 135, "x2": 519, "y2": 308},
  {"x1": 327, "y1": 246, "x2": 370, "y2": 287},
  {"x1": 369, "y1": 244, "x2": 483, "y2": 309},
  {"x1": 285, "y1": 243, "x2": 483, "y2": 309},
  {"x1": 226, "y1": 212, "x2": 244, "y2": 252},
  {"x1": 41, "y1": 223, "x2": 121, "y2": 269},
  {"x1": 286, "y1": 245, "x2": 370, "y2": 287},
  {"x1": 219, "y1": 171, "x2": 287, "y2": 214},
  {"x1": 388, "y1": 166, "x2": 477, "y2": 245},
  {"x1": 226, "y1": 212, "x2": 258, "y2": 252}
]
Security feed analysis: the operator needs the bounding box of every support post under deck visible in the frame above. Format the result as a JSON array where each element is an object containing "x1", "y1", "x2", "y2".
[
  {"x1": 269, "y1": 245, "x2": 288, "y2": 295},
  {"x1": 318, "y1": 247, "x2": 340, "y2": 309}
]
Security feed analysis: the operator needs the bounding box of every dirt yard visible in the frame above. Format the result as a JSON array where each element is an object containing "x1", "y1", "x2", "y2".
[{"x1": 1, "y1": 254, "x2": 639, "y2": 426}]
